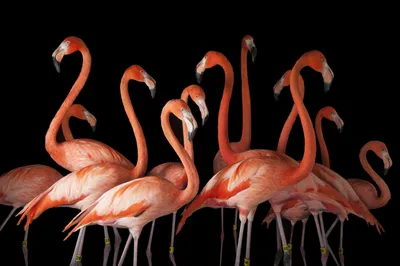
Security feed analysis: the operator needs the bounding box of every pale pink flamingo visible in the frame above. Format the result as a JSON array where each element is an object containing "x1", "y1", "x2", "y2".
[
  {"x1": 273, "y1": 70, "x2": 384, "y2": 265},
  {"x1": 16, "y1": 64, "x2": 155, "y2": 266},
  {"x1": 0, "y1": 103, "x2": 96, "y2": 265},
  {"x1": 48, "y1": 36, "x2": 142, "y2": 173},
  {"x1": 176, "y1": 50, "x2": 356, "y2": 266},
  {"x1": 211, "y1": 35, "x2": 256, "y2": 264},
  {"x1": 62, "y1": 99, "x2": 200, "y2": 266}
]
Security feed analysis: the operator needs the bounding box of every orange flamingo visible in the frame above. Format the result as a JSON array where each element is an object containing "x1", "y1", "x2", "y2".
[
  {"x1": 176, "y1": 50, "x2": 352, "y2": 266},
  {"x1": 0, "y1": 104, "x2": 96, "y2": 266},
  {"x1": 140, "y1": 84, "x2": 208, "y2": 266},
  {"x1": 211, "y1": 36, "x2": 256, "y2": 263},
  {"x1": 273, "y1": 71, "x2": 384, "y2": 265},
  {"x1": 16, "y1": 64, "x2": 155, "y2": 266},
  {"x1": 323, "y1": 140, "x2": 392, "y2": 265},
  {"x1": 62, "y1": 99, "x2": 200, "y2": 266},
  {"x1": 48, "y1": 36, "x2": 146, "y2": 172}
]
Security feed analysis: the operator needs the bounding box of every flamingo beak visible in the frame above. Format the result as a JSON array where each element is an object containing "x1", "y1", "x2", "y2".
[
  {"x1": 332, "y1": 114, "x2": 344, "y2": 134},
  {"x1": 52, "y1": 42, "x2": 69, "y2": 73},
  {"x1": 322, "y1": 61, "x2": 334, "y2": 93},
  {"x1": 182, "y1": 109, "x2": 198, "y2": 142},
  {"x1": 83, "y1": 110, "x2": 97, "y2": 133},
  {"x1": 52, "y1": 57, "x2": 61, "y2": 73},
  {"x1": 197, "y1": 98, "x2": 209, "y2": 126},
  {"x1": 382, "y1": 151, "x2": 392, "y2": 175},
  {"x1": 273, "y1": 75, "x2": 286, "y2": 101},
  {"x1": 142, "y1": 71, "x2": 156, "y2": 98},
  {"x1": 196, "y1": 57, "x2": 207, "y2": 84}
]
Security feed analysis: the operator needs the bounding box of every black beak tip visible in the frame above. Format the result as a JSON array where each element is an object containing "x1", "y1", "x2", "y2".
[
  {"x1": 274, "y1": 92, "x2": 280, "y2": 101},
  {"x1": 383, "y1": 167, "x2": 389, "y2": 176},
  {"x1": 251, "y1": 46, "x2": 257, "y2": 62},
  {"x1": 202, "y1": 114, "x2": 209, "y2": 126},
  {"x1": 52, "y1": 56, "x2": 61, "y2": 73},
  {"x1": 150, "y1": 88, "x2": 156, "y2": 99},
  {"x1": 91, "y1": 125, "x2": 96, "y2": 133},
  {"x1": 324, "y1": 82, "x2": 331, "y2": 93},
  {"x1": 196, "y1": 72, "x2": 203, "y2": 84},
  {"x1": 188, "y1": 127, "x2": 198, "y2": 142},
  {"x1": 338, "y1": 126, "x2": 343, "y2": 134}
]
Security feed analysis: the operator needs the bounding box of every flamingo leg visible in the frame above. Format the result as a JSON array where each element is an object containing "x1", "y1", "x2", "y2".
[
  {"x1": 312, "y1": 213, "x2": 327, "y2": 266},
  {"x1": 219, "y1": 208, "x2": 224, "y2": 266},
  {"x1": 288, "y1": 222, "x2": 295, "y2": 266},
  {"x1": 103, "y1": 226, "x2": 111, "y2": 266},
  {"x1": 339, "y1": 221, "x2": 344, "y2": 266},
  {"x1": 300, "y1": 217, "x2": 308, "y2": 266},
  {"x1": 112, "y1": 227, "x2": 122, "y2": 266},
  {"x1": 146, "y1": 220, "x2": 156, "y2": 266},
  {"x1": 0, "y1": 207, "x2": 17, "y2": 232},
  {"x1": 234, "y1": 213, "x2": 247, "y2": 266},
  {"x1": 118, "y1": 234, "x2": 132, "y2": 266},
  {"x1": 69, "y1": 227, "x2": 86, "y2": 266},
  {"x1": 244, "y1": 208, "x2": 256, "y2": 266},
  {"x1": 22, "y1": 226, "x2": 29, "y2": 266},
  {"x1": 319, "y1": 214, "x2": 339, "y2": 266},
  {"x1": 129, "y1": 229, "x2": 142, "y2": 266},
  {"x1": 275, "y1": 213, "x2": 290, "y2": 266},
  {"x1": 169, "y1": 211, "x2": 177, "y2": 266},
  {"x1": 233, "y1": 208, "x2": 238, "y2": 251},
  {"x1": 326, "y1": 217, "x2": 339, "y2": 237},
  {"x1": 274, "y1": 222, "x2": 283, "y2": 266}
]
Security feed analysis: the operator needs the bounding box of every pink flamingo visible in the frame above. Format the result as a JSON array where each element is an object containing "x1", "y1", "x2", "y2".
[
  {"x1": 0, "y1": 104, "x2": 96, "y2": 265},
  {"x1": 323, "y1": 140, "x2": 392, "y2": 265},
  {"x1": 117, "y1": 84, "x2": 208, "y2": 266},
  {"x1": 62, "y1": 99, "x2": 200, "y2": 266},
  {"x1": 272, "y1": 70, "x2": 384, "y2": 265},
  {"x1": 48, "y1": 36, "x2": 145, "y2": 172},
  {"x1": 176, "y1": 50, "x2": 354, "y2": 266},
  {"x1": 141, "y1": 84, "x2": 208, "y2": 266},
  {"x1": 16, "y1": 64, "x2": 155, "y2": 266},
  {"x1": 211, "y1": 35, "x2": 256, "y2": 264}
]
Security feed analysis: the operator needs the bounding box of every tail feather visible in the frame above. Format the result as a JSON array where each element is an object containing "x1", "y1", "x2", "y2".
[
  {"x1": 348, "y1": 200, "x2": 383, "y2": 233},
  {"x1": 63, "y1": 209, "x2": 99, "y2": 241},
  {"x1": 176, "y1": 194, "x2": 207, "y2": 235},
  {"x1": 63, "y1": 204, "x2": 96, "y2": 233},
  {"x1": 16, "y1": 191, "x2": 52, "y2": 230}
]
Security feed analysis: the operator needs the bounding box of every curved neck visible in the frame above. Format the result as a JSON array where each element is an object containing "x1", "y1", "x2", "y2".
[
  {"x1": 238, "y1": 46, "x2": 251, "y2": 150},
  {"x1": 161, "y1": 107, "x2": 199, "y2": 203},
  {"x1": 277, "y1": 75, "x2": 305, "y2": 154},
  {"x1": 217, "y1": 54, "x2": 239, "y2": 165},
  {"x1": 61, "y1": 111, "x2": 74, "y2": 141},
  {"x1": 283, "y1": 57, "x2": 316, "y2": 184},
  {"x1": 359, "y1": 145, "x2": 391, "y2": 207},
  {"x1": 120, "y1": 75, "x2": 148, "y2": 178},
  {"x1": 180, "y1": 92, "x2": 194, "y2": 159},
  {"x1": 315, "y1": 111, "x2": 330, "y2": 168},
  {"x1": 45, "y1": 47, "x2": 91, "y2": 151}
]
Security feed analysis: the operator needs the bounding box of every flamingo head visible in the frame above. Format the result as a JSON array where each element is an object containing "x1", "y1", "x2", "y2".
[
  {"x1": 52, "y1": 36, "x2": 85, "y2": 73},
  {"x1": 185, "y1": 85, "x2": 209, "y2": 126},
  {"x1": 242, "y1": 35, "x2": 257, "y2": 62},
  {"x1": 305, "y1": 50, "x2": 334, "y2": 92},
  {"x1": 368, "y1": 141, "x2": 393, "y2": 175},
  {"x1": 320, "y1": 106, "x2": 344, "y2": 134},
  {"x1": 125, "y1": 65, "x2": 156, "y2": 98}
]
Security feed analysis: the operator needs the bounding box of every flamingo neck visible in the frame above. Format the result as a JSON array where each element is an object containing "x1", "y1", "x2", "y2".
[
  {"x1": 120, "y1": 75, "x2": 148, "y2": 178},
  {"x1": 161, "y1": 106, "x2": 199, "y2": 204},
  {"x1": 283, "y1": 56, "x2": 316, "y2": 185},
  {"x1": 238, "y1": 46, "x2": 251, "y2": 151},
  {"x1": 315, "y1": 111, "x2": 330, "y2": 168},
  {"x1": 180, "y1": 91, "x2": 194, "y2": 159},
  {"x1": 359, "y1": 145, "x2": 391, "y2": 208},
  {"x1": 216, "y1": 54, "x2": 238, "y2": 165},
  {"x1": 45, "y1": 47, "x2": 91, "y2": 154},
  {"x1": 277, "y1": 75, "x2": 305, "y2": 154}
]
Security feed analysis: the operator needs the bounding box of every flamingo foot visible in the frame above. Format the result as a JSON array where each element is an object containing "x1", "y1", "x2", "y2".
[
  {"x1": 321, "y1": 250, "x2": 328, "y2": 266},
  {"x1": 112, "y1": 229, "x2": 121, "y2": 266},
  {"x1": 70, "y1": 255, "x2": 83, "y2": 266},
  {"x1": 169, "y1": 247, "x2": 177, "y2": 266},
  {"x1": 22, "y1": 241, "x2": 28, "y2": 266},
  {"x1": 146, "y1": 245, "x2": 152, "y2": 266},
  {"x1": 274, "y1": 248, "x2": 283, "y2": 266},
  {"x1": 103, "y1": 237, "x2": 111, "y2": 266},
  {"x1": 339, "y1": 249, "x2": 345, "y2": 266},
  {"x1": 283, "y1": 252, "x2": 291, "y2": 266}
]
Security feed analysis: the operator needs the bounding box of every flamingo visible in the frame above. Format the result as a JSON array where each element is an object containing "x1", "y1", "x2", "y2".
[
  {"x1": 16, "y1": 64, "x2": 155, "y2": 266},
  {"x1": 48, "y1": 36, "x2": 144, "y2": 173},
  {"x1": 176, "y1": 50, "x2": 355, "y2": 266},
  {"x1": 273, "y1": 69, "x2": 385, "y2": 265},
  {"x1": 62, "y1": 99, "x2": 200, "y2": 266},
  {"x1": 211, "y1": 35, "x2": 256, "y2": 264},
  {"x1": 189, "y1": 50, "x2": 366, "y2": 266},
  {"x1": 117, "y1": 84, "x2": 209, "y2": 266},
  {"x1": 0, "y1": 103, "x2": 96, "y2": 265},
  {"x1": 323, "y1": 140, "x2": 392, "y2": 265}
]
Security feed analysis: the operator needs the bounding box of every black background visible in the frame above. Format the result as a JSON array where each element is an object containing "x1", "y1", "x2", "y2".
[{"x1": 0, "y1": 6, "x2": 398, "y2": 266}]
